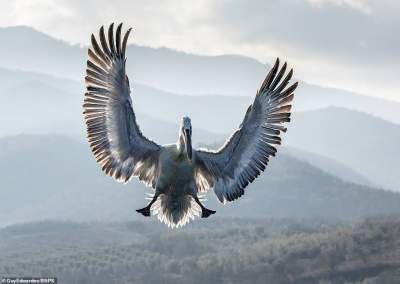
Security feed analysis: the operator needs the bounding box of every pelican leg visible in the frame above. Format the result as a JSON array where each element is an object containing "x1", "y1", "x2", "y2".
[
  {"x1": 193, "y1": 196, "x2": 216, "y2": 218},
  {"x1": 136, "y1": 193, "x2": 159, "y2": 217}
]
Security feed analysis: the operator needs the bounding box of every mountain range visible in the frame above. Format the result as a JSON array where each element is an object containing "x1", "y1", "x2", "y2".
[
  {"x1": 0, "y1": 62, "x2": 399, "y2": 190},
  {"x1": 0, "y1": 25, "x2": 399, "y2": 228},
  {"x1": 286, "y1": 107, "x2": 400, "y2": 190},
  {"x1": 0, "y1": 134, "x2": 399, "y2": 227},
  {"x1": 0, "y1": 25, "x2": 399, "y2": 124}
]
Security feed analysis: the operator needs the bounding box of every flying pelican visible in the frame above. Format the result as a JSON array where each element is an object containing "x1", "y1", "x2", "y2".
[{"x1": 83, "y1": 23, "x2": 298, "y2": 228}]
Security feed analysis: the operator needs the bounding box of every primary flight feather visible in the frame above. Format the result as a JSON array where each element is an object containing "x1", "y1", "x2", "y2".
[{"x1": 83, "y1": 23, "x2": 298, "y2": 228}]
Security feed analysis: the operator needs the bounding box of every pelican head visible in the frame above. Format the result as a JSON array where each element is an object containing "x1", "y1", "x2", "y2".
[{"x1": 179, "y1": 116, "x2": 192, "y2": 162}]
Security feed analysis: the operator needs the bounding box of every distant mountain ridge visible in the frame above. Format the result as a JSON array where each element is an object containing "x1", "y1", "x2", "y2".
[
  {"x1": 0, "y1": 25, "x2": 399, "y2": 124},
  {"x1": 0, "y1": 65, "x2": 398, "y2": 190},
  {"x1": 0, "y1": 134, "x2": 399, "y2": 227},
  {"x1": 286, "y1": 107, "x2": 400, "y2": 191},
  {"x1": 283, "y1": 147, "x2": 373, "y2": 187}
]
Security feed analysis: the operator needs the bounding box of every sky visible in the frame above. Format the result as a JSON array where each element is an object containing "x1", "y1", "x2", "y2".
[{"x1": 0, "y1": 0, "x2": 399, "y2": 101}]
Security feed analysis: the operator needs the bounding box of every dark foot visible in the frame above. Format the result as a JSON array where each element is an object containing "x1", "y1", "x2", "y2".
[
  {"x1": 201, "y1": 208, "x2": 216, "y2": 218},
  {"x1": 136, "y1": 207, "x2": 151, "y2": 217}
]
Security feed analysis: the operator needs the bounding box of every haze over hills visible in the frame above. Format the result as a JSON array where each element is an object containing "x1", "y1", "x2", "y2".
[
  {"x1": 1, "y1": 26, "x2": 399, "y2": 124},
  {"x1": 286, "y1": 107, "x2": 400, "y2": 191},
  {"x1": 0, "y1": 134, "x2": 399, "y2": 228},
  {"x1": 0, "y1": 66, "x2": 246, "y2": 135},
  {"x1": 284, "y1": 147, "x2": 373, "y2": 187},
  {"x1": 0, "y1": 67, "x2": 224, "y2": 143},
  {"x1": 1, "y1": 65, "x2": 398, "y2": 190}
]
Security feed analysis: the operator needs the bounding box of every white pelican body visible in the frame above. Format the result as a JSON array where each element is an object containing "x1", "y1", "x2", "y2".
[
  {"x1": 150, "y1": 142, "x2": 211, "y2": 227},
  {"x1": 83, "y1": 24, "x2": 298, "y2": 227}
]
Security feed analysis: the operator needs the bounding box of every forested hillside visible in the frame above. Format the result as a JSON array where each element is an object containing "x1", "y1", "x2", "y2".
[{"x1": 1, "y1": 218, "x2": 399, "y2": 284}]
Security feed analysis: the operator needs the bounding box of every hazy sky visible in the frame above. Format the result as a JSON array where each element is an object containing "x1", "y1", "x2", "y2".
[{"x1": 0, "y1": 0, "x2": 399, "y2": 101}]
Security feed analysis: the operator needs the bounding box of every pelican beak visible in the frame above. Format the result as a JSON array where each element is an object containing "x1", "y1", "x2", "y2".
[{"x1": 184, "y1": 128, "x2": 192, "y2": 163}]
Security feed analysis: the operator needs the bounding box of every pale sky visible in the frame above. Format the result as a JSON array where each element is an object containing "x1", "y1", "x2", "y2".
[{"x1": 0, "y1": 0, "x2": 399, "y2": 101}]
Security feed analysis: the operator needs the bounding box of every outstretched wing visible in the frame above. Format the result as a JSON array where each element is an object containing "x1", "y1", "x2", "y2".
[
  {"x1": 83, "y1": 23, "x2": 161, "y2": 187},
  {"x1": 194, "y1": 58, "x2": 297, "y2": 203}
]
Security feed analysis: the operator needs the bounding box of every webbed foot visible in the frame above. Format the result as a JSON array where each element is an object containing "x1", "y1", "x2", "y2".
[
  {"x1": 201, "y1": 208, "x2": 216, "y2": 218},
  {"x1": 136, "y1": 207, "x2": 151, "y2": 217}
]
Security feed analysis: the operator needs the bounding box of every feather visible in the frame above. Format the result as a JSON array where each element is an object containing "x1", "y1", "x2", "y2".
[
  {"x1": 88, "y1": 49, "x2": 108, "y2": 70},
  {"x1": 85, "y1": 76, "x2": 108, "y2": 87},
  {"x1": 99, "y1": 26, "x2": 112, "y2": 59},
  {"x1": 86, "y1": 69, "x2": 108, "y2": 82},
  {"x1": 260, "y1": 58, "x2": 279, "y2": 92},
  {"x1": 121, "y1": 28, "x2": 132, "y2": 59},
  {"x1": 270, "y1": 62, "x2": 287, "y2": 91},
  {"x1": 116, "y1": 23, "x2": 122, "y2": 57},
  {"x1": 108, "y1": 23, "x2": 116, "y2": 56},
  {"x1": 91, "y1": 34, "x2": 109, "y2": 64},
  {"x1": 87, "y1": 60, "x2": 107, "y2": 76},
  {"x1": 273, "y1": 69, "x2": 293, "y2": 95}
]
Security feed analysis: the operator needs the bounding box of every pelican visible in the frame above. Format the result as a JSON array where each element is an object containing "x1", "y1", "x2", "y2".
[{"x1": 83, "y1": 24, "x2": 298, "y2": 228}]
